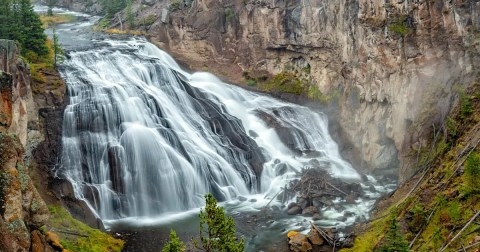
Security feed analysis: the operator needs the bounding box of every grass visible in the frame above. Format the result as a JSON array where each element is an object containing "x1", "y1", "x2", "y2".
[
  {"x1": 40, "y1": 14, "x2": 77, "y2": 28},
  {"x1": 46, "y1": 205, "x2": 124, "y2": 252},
  {"x1": 104, "y1": 28, "x2": 145, "y2": 35},
  {"x1": 259, "y1": 71, "x2": 308, "y2": 95}
]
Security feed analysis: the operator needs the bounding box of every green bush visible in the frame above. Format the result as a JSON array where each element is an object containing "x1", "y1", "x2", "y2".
[
  {"x1": 162, "y1": 230, "x2": 185, "y2": 252},
  {"x1": 247, "y1": 79, "x2": 257, "y2": 87},
  {"x1": 260, "y1": 72, "x2": 306, "y2": 95},
  {"x1": 388, "y1": 16, "x2": 409, "y2": 36},
  {"x1": 464, "y1": 152, "x2": 480, "y2": 192},
  {"x1": 225, "y1": 7, "x2": 235, "y2": 23},
  {"x1": 378, "y1": 218, "x2": 408, "y2": 252},
  {"x1": 169, "y1": 0, "x2": 182, "y2": 11},
  {"x1": 198, "y1": 194, "x2": 244, "y2": 252},
  {"x1": 140, "y1": 14, "x2": 156, "y2": 27},
  {"x1": 446, "y1": 117, "x2": 458, "y2": 139},
  {"x1": 460, "y1": 92, "x2": 473, "y2": 118}
]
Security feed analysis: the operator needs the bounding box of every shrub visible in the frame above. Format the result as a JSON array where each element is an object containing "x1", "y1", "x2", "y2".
[
  {"x1": 225, "y1": 7, "x2": 235, "y2": 23},
  {"x1": 378, "y1": 218, "x2": 408, "y2": 252},
  {"x1": 247, "y1": 79, "x2": 257, "y2": 87},
  {"x1": 140, "y1": 14, "x2": 156, "y2": 27},
  {"x1": 446, "y1": 117, "x2": 458, "y2": 139},
  {"x1": 464, "y1": 152, "x2": 480, "y2": 192},
  {"x1": 162, "y1": 230, "x2": 185, "y2": 252},
  {"x1": 388, "y1": 16, "x2": 409, "y2": 36},
  {"x1": 198, "y1": 194, "x2": 244, "y2": 252},
  {"x1": 169, "y1": 0, "x2": 182, "y2": 11},
  {"x1": 459, "y1": 92, "x2": 473, "y2": 118}
]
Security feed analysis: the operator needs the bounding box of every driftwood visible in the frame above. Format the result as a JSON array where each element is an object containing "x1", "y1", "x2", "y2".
[
  {"x1": 455, "y1": 241, "x2": 480, "y2": 252},
  {"x1": 288, "y1": 167, "x2": 355, "y2": 202},
  {"x1": 310, "y1": 221, "x2": 335, "y2": 247},
  {"x1": 52, "y1": 229, "x2": 89, "y2": 237},
  {"x1": 440, "y1": 211, "x2": 480, "y2": 252}
]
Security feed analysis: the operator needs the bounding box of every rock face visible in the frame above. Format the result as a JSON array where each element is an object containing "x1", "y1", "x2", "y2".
[
  {"x1": 0, "y1": 40, "x2": 51, "y2": 252},
  {"x1": 115, "y1": 0, "x2": 480, "y2": 181}
]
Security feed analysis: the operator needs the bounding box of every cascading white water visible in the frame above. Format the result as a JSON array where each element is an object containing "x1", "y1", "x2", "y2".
[{"x1": 58, "y1": 37, "x2": 365, "y2": 222}]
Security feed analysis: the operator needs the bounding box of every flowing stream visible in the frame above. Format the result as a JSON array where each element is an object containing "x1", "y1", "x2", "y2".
[{"x1": 36, "y1": 6, "x2": 395, "y2": 250}]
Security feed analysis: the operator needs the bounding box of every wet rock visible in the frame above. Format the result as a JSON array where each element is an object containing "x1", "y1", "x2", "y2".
[
  {"x1": 360, "y1": 174, "x2": 369, "y2": 182},
  {"x1": 312, "y1": 213, "x2": 321, "y2": 221},
  {"x1": 345, "y1": 194, "x2": 356, "y2": 204},
  {"x1": 344, "y1": 211, "x2": 355, "y2": 217},
  {"x1": 287, "y1": 206, "x2": 302, "y2": 215},
  {"x1": 275, "y1": 163, "x2": 288, "y2": 176},
  {"x1": 248, "y1": 130, "x2": 258, "y2": 138},
  {"x1": 249, "y1": 198, "x2": 257, "y2": 202},
  {"x1": 238, "y1": 196, "x2": 247, "y2": 201},
  {"x1": 312, "y1": 198, "x2": 322, "y2": 208},
  {"x1": 342, "y1": 236, "x2": 355, "y2": 248},
  {"x1": 296, "y1": 197, "x2": 308, "y2": 209},
  {"x1": 288, "y1": 202, "x2": 298, "y2": 209},
  {"x1": 302, "y1": 206, "x2": 318, "y2": 216}
]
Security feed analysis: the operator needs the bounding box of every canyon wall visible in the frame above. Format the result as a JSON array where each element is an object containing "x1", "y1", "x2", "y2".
[
  {"x1": 135, "y1": 0, "x2": 480, "y2": 181},
  {"x1": 0, "y1": 40, "x2": 52, "y2": 251},
  {"x1": 51, "y1": 0, "x2": 480, "y2": 181}
]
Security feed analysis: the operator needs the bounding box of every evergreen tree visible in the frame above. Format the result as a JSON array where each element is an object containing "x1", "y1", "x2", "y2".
[
  {"x1": 161, "y1": 230, "x2": 185, "y2": 252},
  {"x1": 198, "y1": 194, "x2": 244, "y2": 252},
  {"x1": 52, "y1": 27, "x2": 63, "y2": 67},
  {"x1": 125, "y1": 0, "x2": 135, "y2": 29},
  {"x1": 0, "y1": 0, "x2": 48, "y2": 61},
  {"x1": 19, "y1": 0, "x2": 48, "y2": 58},
  {"x1": 379, "y1": 218, "x2": 409, "y2": 252}
]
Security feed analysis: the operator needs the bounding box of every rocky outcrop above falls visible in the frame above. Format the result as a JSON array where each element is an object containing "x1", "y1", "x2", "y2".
[{"x1": 105, "y1": 0, "x2": 480, "y2": 181}]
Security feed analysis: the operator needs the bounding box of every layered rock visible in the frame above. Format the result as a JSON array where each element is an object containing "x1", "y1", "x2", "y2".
[
  {"x1": 110, "y1": 0, "x2": 480, "y2": 181},
  {"x1": 0, "y1": 40, "x2": 51, "y2": 251}
]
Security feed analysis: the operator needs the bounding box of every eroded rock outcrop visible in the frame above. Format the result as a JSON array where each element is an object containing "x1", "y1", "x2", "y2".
[
  {"x1": 0, "y1": 40, "x2": 51, "y2": 252},
  {"x1": 111, "y1": 0, "x2": 480, "y2": 181}
]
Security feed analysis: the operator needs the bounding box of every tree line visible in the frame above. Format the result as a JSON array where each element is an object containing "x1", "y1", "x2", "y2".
[{"x1": 0, "y1": 0, "x2": 48, "y2": 62}]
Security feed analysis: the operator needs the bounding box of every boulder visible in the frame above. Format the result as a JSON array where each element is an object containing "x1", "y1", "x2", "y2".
[
  {"x1": 288, "y1": 206, "x2": 302, "y2": 215},
  {"x1": 307, "y1": 228, "x2": 324, "y2": 246},
  {"x1": 238, "y1": 195, "x2": 247, "y2": 201},
  {"x1": 302, "y1": 206, "x2": 318, "y2": 216},
  {"x1": 288, "y1": 231, "x2": 312, "y2": 252},
  {"x1": 297, "y1": 197, "x2": 308, "y2": 209}
]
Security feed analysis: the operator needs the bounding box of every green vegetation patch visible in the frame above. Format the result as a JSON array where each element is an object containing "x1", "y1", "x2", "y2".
[
  {"x1": 47, "y1": 205, "x2": 124, "y2": 252},
  {"x1": 260, "y1": 71, "x2": 307, "y2": 95},
  {"x1": 388, "y1": 16, "x2": 410, "y2": 36},
  {"x1": 40, "y1": 14, "x2": 77, "y2": 28}
]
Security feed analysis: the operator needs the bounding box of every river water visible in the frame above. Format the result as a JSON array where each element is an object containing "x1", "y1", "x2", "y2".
[{"x1": 35, "y1": 6, "x2": 395, "y2": 251}]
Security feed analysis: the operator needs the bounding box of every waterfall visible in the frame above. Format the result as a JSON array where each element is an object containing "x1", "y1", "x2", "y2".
[{"x1": 58, "y1": 38, "x2": 361, "y2": 221}]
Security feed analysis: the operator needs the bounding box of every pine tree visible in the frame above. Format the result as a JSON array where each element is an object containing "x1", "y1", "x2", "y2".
[
  {"x1": 162, "y1": 230, "x2": 185, "y2": 252},
  {"x1": 52, "y1": 27, "x2": 63, "y2": 67},
  {"x1": 19, "y1": 0, "x2": 48, "y2": 58},
  {"x1": 379, "y1": 218, "x2": 409, "y2": 252},
  {"x1": 0, "y1": 0, "x2": 48, "y2": 61},
  {"x1": 198, "y1": 194, "x2": 244, "y2": 252}
]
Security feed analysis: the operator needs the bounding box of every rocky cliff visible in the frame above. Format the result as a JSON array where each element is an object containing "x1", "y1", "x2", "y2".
[
  {"x1": 0, "y1": 40, "x2": 53, "y2": 251},
  {"x1": 98, "y1": 0, "x2": 479, "y2": 182}
]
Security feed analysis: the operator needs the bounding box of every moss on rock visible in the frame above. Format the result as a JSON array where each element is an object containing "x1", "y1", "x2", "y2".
[{"x1": 46, "y1": 205, "x2": 124, "y2": 252}]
